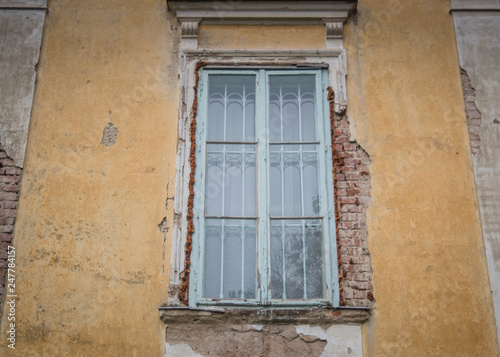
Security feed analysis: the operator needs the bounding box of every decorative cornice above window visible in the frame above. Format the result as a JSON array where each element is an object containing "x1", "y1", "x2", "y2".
[{"x1": 168, "y1": 0, "x2": 357, "y2": 50}]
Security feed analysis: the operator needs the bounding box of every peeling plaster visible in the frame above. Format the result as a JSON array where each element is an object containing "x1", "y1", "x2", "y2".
[
  {"x1": 296, "y1": 324, "x2": 363, "y2": 357},
  {"x1": 164, "y1": 324, "x2": 329, "y2": 357},
  {"x1": 164, "y1": 323, "x2": 362, "y2": 357}
]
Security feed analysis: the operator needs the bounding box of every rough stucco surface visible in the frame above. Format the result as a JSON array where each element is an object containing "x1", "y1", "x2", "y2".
[
  {"x1": 345, "y1": 0, "x2": 498, "y2": 355},
  {"x1": 453, "y1": 9, "x2": 500, "y2": 348},
  {"x1": 0, "y1": 8, "x2": 45, "y2": 167},
  {"x1": 0, "y1": 0, "x2": 179, "y2": 355},
  {"x1": 164, "y1": 324, "x2": 362, "y2": 357}
]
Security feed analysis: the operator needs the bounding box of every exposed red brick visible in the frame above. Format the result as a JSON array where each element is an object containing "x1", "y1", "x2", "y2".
[
  {"x1": 178, "y1": 61, "x2": 205, "y2": 306},
  {"x1": 0, "y1": 144, "x2": 22, "y2": 314},
  {"x1": 328, "y1": 87, "x2": 373, "y2": 307}
]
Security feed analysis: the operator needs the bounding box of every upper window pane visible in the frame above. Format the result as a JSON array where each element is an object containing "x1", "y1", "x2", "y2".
[
  {"x1": 269, "y1": 75, "x2": 316, "y2": 142},
  {"x1": 208, "y1": 75, "x2": 256, "y2": 142},
  {"x1": 270, "y1": 144, "x2": 320, "y2": 217}
]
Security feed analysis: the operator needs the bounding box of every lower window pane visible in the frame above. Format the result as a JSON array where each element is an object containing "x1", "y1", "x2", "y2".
[
  {"x1": 270, "y1": 219, "x2": 324, "y2": 300},
  {"x1": 203, "y1": 219, "x2": 257, "y2": 299}
]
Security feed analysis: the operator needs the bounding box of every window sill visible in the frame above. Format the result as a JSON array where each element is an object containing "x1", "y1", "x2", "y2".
[{"x1": 159, "y1": 306, "x2": 370, "y2": 325}]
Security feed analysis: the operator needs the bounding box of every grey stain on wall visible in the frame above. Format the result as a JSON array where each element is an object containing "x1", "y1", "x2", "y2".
[{"x1": 101, "y1": 123, "x2": 118, "y2": 146}]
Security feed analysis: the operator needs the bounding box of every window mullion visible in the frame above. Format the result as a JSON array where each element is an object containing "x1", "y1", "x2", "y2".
[
  {"x1": 317, "y1": 70, "x2": 335, "y2": 304},
  {"x1": 256, "y1": 69, "x2": 269, "y2": 304}
]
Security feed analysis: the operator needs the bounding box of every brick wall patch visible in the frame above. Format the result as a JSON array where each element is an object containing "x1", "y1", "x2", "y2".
[{"x1": 328, "y1": 88, "x2": 373, "y2": 308}]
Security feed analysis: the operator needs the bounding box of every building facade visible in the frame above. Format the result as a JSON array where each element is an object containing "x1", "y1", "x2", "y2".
[{"x1": 0, "y1": 0, "x2": 499, "y2": 356}]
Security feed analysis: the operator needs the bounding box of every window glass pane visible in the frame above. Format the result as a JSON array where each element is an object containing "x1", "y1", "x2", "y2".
[
  {"x1": 270, "y1": 219, "x2": 324, "y2": 300},
  {"x1": 208, "y1": 75, "x2": 256, "y2": 142},
  {"x1": 204, "y1": 221, "x2": 222, "y2": 299},
  {"x1": 203, "y1": 219, "x2": 257, "y2": 299},
  {"x1": 305, "y1": 223, "x2": 324, "y2": 298},
  {"x1": 244, "y1": 224, "x2": 257, "y2": 299},
  {"x1": 269, "y1": 144, "x2": 320, "y2": 217},
  {"x1": 269, "y1": 75, "x2": 316, "y2": 142},
  {"x1": 200, "y1": 70, "x2": 330, "y2": 305},
  {"x1": 205, "y1": 144, "x2": 256, "y2": 217}
]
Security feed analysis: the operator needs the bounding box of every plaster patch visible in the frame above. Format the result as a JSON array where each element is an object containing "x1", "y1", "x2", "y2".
[
  {"x1": 296, "y1": 325, "x2": 327, "y2": 340},
  {"x1": 296, "y1": 324, "x2": 363, "y2": 357},
  {"x1": 165, "y1": 342, "x2": 204, "y2": 357},
  {"x1": 249, "y1": 324, "x2": 263, "y2": 331}
]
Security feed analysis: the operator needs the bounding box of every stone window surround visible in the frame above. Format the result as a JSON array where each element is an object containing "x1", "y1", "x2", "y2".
[{"x1": 164, "y1": 1, "x2": 367, "y2": 320}]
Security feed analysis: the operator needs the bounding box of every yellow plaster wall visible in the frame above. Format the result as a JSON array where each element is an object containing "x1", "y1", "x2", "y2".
[
  {"x1": 345, "y1": 0, "x2": 498, "y2": 355},
  {"x1": 198, "y1": 25, "x2": 326, "y2": 50},
  {"x1": 0, "y1": 0, "x2": 178, "y2": 355}
]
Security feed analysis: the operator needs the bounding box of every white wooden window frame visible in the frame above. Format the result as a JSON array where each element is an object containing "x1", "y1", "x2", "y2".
[{"x1": 191, "y1": 68, "x2": 336, "y2": 307}]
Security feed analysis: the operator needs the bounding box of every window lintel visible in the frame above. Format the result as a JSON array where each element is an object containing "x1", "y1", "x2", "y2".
[{"x1": 168, "y1": 0, "x2": 356, "y2": 50}]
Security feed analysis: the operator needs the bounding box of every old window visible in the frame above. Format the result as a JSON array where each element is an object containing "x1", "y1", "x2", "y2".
[
  {"x1": 189, "y1": 68, "x2": 338, "y2": 307},
  {"x1": 166, "y1": 0, "x2": 358, "y2": 309}
]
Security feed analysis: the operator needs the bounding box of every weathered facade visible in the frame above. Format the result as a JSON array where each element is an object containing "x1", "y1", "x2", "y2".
[{"x1": 0, "y1": 0, "x2": 499, "y2": 356}]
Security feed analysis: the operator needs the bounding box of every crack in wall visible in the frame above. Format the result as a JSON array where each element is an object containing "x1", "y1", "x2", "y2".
[
  {"x1": 159, "y1": 182, "x2": 175, "y2": 275},
  {"x1": 460, "y1": 67, "x2": 482, "y2": 155},
  {"x1": 158, "y1": 183, "x2": 175, "y2": 235}
]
